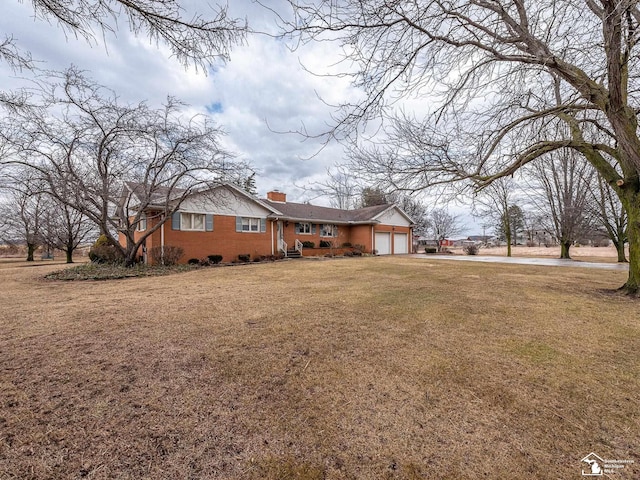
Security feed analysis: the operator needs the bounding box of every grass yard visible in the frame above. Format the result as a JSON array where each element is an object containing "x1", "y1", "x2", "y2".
[{"x1": 0, "y1": 257, "x2": 638, "y2": 479}]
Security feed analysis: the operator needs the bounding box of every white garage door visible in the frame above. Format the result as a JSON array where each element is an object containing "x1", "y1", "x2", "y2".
[
  {"x1": 394, "y1": 233, "x2": 408, "y2": 254},
  {"x1": 375, "y1": 232, "x2": 391, "y2": 255}
]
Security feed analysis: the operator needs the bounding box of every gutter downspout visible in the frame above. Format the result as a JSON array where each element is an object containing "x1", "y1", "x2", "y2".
[
  {"x1": 271, "y1": 219, "x2": 274, "y2": 255},
  {"x1": 371, "y1": 225, "x2": 374, "y2": 253},
  {"x1": 160, "y1": 218, "x2": 165, "y2": 265},
  {"x1": 410, "y1": 226, "x2": 414, "y2": 253}
]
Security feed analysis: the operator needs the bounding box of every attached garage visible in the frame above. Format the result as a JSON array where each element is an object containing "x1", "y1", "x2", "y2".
[
  {"x1": 393, "y1": 233, "x2": 408, "y2": 254},
  {"x1": 375, "y1": 232, "x2": 391, "y2": 255}
]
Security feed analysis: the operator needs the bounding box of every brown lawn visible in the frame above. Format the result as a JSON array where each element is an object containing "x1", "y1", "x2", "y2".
[
  {"x1": 0, "y1": 257, "x2": 638, "y2": 479},
  {"x1": 451, "y1": 244, "x2": 628, "y2": 262}
]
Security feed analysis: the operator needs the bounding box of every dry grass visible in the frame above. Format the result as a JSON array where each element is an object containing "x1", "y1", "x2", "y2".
[
  {"x1": 0, "y1": 257, "x2": 638, "y2": 479},
  {"x1": 459, "y1": 244, "x2": 627, "y2": 262}
]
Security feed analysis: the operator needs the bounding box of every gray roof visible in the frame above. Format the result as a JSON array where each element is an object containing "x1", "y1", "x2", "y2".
[
  {"x1": 123, "y1": 181, "x2": 186, "y2": 207},
  {"x1": 263, "y1": 200, "x2": 394, "y2": 224},
  {"x1": 121, "y1": 181, "x2": 413, "y2": 225}
]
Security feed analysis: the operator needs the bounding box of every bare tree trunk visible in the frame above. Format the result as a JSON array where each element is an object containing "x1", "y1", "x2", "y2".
[
  {"x1": 503, "y1": 217, "x2": 512, "y2": 257},
  {"x1": 614, "y1": 241, "x2": 627, "y2": 263},
  {"x1": 65, "y1": 246, "x2": 73, "y2": 263},
  {"x1": 26, "y1": 243, "x2": 36, "y2": 261},
  {"x1": 560, "y1": 241, "x2": 571, "y2": 259},
  {"x1": 125, "y1": 250, "x2": 138, "y2": 268},
  {"x1": 622, "y1": 201, "x2": 640, "y2": 294}
]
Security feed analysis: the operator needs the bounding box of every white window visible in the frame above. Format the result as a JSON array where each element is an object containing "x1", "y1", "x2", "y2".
[
  {"x1": 242, "y1": 217, "x2": 261, "y2": 232},
  {"x1": 297, "y1": 222, "x2": 312, "y2": 234},
  {"x1": 136, "y1": 213, "x2": 147, "y2": 232},
  {"x1": 320, "y1": 224, "x2": 337, "y2": 237},
  {"x1": 181, "y1": 212, "x2": 205, "y2": 231}
]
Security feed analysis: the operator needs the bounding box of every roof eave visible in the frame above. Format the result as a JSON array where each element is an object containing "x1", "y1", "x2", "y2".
[
  {"x1": 266, "y1": 214, "x2": 385, "y2": 225},
  {"x1": 268, "y1": 215, "x2": 355, "y2": 225}
]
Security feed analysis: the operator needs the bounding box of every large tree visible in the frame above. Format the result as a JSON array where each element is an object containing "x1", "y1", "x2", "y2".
[
  {"x1": 527, "y1": 149, "x2": 594, "y2": 259},
  {"x1": 284, "y1": 0, "x2": 640, "y2": 294},
  {"x1": 1, "y1": 68, "x2": 244, "y2": 266}
]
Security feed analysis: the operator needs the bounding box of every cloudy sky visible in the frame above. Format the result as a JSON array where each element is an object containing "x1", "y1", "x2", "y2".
[
  {"x1": 1, "y1": 1, "x2": 352, "y2": 195},
  {"x1": 1, "y1": 0, "x2": 481, "y2": 232}
]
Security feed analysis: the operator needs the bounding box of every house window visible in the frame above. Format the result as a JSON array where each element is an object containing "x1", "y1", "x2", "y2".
[
  {"x1": 296, "y1": 222, "x2": 312, "y2": 234},
  {"x1": 242, "y1": 217, "x2": 261, "y2": 232},
  {"x1": 136, "y1": 214, "x2": 147, "y2": 232},
  {"x1": 181, "y1": 212, "x2": 205, "y2": 231},
  {"x1": 236, "y1": 217, "x2": 264, "y2": 233},
  {"x1": 320, "y1": 224, "x2": 337, "y2": 237}
]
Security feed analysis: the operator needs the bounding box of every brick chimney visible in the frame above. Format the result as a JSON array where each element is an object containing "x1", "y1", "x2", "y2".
[{"x1": 267, "y1": 190, "x2": 286, "y2": 203}]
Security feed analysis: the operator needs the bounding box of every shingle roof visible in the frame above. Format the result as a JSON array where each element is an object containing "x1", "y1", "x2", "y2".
[
  {"x1": 121, "y1": 181, "x2": 412, "y2": 224},
  {"x1": 123, "y1": 181, "x2": 186, "y2": 206},
  {"x1": 263, "y1": 200, "x2": 393, "y2": 223}
]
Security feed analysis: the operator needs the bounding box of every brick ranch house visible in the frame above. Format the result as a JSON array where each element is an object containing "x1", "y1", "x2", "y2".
[{"x1": 120, "y1": 183, "x2": 415, "y2": 264}]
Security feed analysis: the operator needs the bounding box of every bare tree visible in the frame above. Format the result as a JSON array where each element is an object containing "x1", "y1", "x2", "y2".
[
  {"x1": 426, "y1": 208, "x2": 463, "y2": 253},
  {"x1": 283, "y1": 1, "x2": 640, "y2": 294},
  {"x1": 2, "y1": 0, "x2": 245, "y2": 72},
  {"x1": 0, "y1": 176, "x2": 46, "y2": 261},
  {"x1": 359, "y1": 186, "x2": 389, "y2": 207},
  {"x1": 0, "y1": 35, "x2": 33, "y2": 71},
  {"x1": 1, "y1": 67, "x2": 245, "y2": 266},
  {"x1": 308, "y1": 166, "x2": 361, "y2": 210},
  {"x1": 473, "y1": 177, "x2": 520, "y2": 257},
  {"x1": 589, "y1": 176, "x2": 628, "y2": 262},
  {"x1": 526, "y1": 150, "x2": 595, "y2": 259},
  {"x1": 42, "y1": 197, "x2": 96, "y2": 263}
]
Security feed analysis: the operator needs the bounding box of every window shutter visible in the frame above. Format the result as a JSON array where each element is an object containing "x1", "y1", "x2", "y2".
[
  {"x1": 205, "y1": 214, "x2": 214, "y2": 232},
  {"x1": 295, "y1": 223, "x2": 301, "y2": 234},
  {"x1": 260, "y1": 218, "x2": 266, "y2": 233},
  {"x1": 236, "y1": 216, "x2": 243, "y2": 232},
  {"x1": 312, "y1": 224, "x2": 317, "y2": 235},
  {"x1": 172, "y1": 212, "x2": 180, "y2": 230},
  {"x1": 333, "y1": 225, "x2": 338, "y2": 237}
]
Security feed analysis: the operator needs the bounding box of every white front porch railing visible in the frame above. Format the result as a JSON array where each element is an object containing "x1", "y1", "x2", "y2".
[
  {"x1": 295, "y1": 239, "x2": 303, "y2": 253},
  {"x1": 279, "y1": 238, "x2": 288, "y2": 256}
]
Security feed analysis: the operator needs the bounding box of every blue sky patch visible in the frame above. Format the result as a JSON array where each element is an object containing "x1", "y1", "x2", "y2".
[{"x1": 207, "y1": 102, "x2": 224, "y2": 114}]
